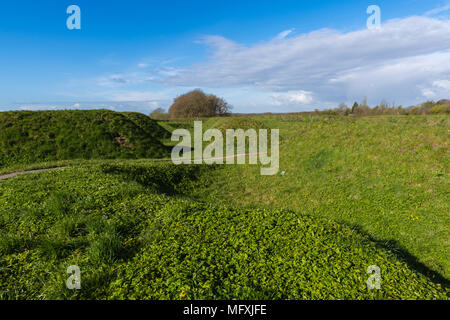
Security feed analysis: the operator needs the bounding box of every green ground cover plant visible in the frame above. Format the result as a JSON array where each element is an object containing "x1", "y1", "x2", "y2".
[
  {"x1": 189, "y1": 115, "x2": 450, "y2": 280},
  {"x1": 0, "y1": 113, "x2": 448, "y2": 300},
  {"x1": 0, "y1": 163, "x2": 447, "y2": 299}
]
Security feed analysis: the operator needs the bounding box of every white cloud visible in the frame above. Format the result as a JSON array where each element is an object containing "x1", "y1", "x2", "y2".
[
  {"x1": 19, "y1": 105, "x2": 58, "y2": 111},
  {"x1": 79, "y1": 15, "x2": 450, "y2": 112},
  {"x1": 108, "y1": 90, "x2": 168, "y2": 102},
  {"x1": 425, "y1": 3, "x2": 450, "y2": 16},
  {"x1": 96, "y1": 67, "x2": 183, "y2": 88},
  {"x1": 421, "y1": 88, "x2": 436, "y2": 99},
  {"x1": 275, "y1": 29, "x2": 294, "y2": 40},
  {"x1": 97, "y1": 74, "x2": 133, "y2": 86},
  {"x1": 270, "y1": 90, "x2": 313, "y2": 106},
  {"x1": 156, "y1": 16, "x2": 450, "y2": 108},
  {"x1": 420, "y1": 79, "x2": 450, "y2": 100},
  {"x1": 433, "y1": 79, "x2": 450, "y2": 90}
]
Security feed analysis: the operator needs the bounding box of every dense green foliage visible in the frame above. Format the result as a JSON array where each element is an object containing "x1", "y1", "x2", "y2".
[
  {"x1": 0, "y1": 163, "x2": 447, "y2": 299},
  {"x1": 0, "y1": 110, "x2": 170, "y2": 167},
  {"x1": 0, "y1": 113, "x2": 448, "y2": 300}
]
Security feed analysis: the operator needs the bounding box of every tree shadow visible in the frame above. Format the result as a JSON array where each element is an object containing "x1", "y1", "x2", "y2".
[
  {"x1": 101, "y1": 163, "x2": 217, "y2": 196},
  {"x1": 346, "y1": 223, "x2": 449, "y2": 289}
]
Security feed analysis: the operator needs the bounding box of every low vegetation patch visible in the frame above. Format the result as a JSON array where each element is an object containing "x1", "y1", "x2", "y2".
[
  {"x1": 0, "y1": 163, "x2": 447, "y2": 299},
  {"x1": 204, "y1": 117, "x2": 267, "y2": 133},
  {"x1": 191, "y1": 115, "x2": 450, "y2": 280}
]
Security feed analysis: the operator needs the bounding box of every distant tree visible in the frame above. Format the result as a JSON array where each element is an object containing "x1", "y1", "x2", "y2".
[
  {"x1": 149, "y1": 107, "x2": 169, "y2": 120},
  {"x1": 352, "y1": 97, "x2": 370, "y2": 115},
  {"x1": 437, "y1": 99, "x2": 450, "y2": 106},
  {"x1": 210, "y1": 95, "x2": 231, "y2": 116},
  {"x1": 168, "y1": 89, "x2": 232, "y2": 118},
  {"x1": 379, "y1": 99, "x2": 388, "y2": 110},
  {"x1": 430, "y1": 104, "x2": 450, "y2": 114},
  {"x1": 420, "y1": 101, "x2": 435, "y2": 112},
  {"x1": 338, "y1": 103, "x2": 350, "y2": 115},
  {"x1": 361, "y1": 97, "x2": 368, "y2": 108},
  {"x1": 151, "y1": 107, "x2": 165, "y2": 115},
  {"x1": 320, "y1": 98, "x2": 449, "y2": 117}
]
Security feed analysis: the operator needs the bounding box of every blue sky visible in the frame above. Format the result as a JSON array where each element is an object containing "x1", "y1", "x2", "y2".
[{"x1": 0, "y1": 0, "x2": 449, "y2": 113}]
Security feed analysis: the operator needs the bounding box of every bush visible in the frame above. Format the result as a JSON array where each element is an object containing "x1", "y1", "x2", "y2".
[
  {"x1": 430, "y1": 105, "x2": 450, "y2": 114},
  {"x1": 322, "y1": 99, "x2": 450, "y2": 116},
  {"x1": 168, "y1": 89, "x2": 232, "y2": 118},
  {"x1": 149, "y1": 108, "x2": 170, "y2": 120}
]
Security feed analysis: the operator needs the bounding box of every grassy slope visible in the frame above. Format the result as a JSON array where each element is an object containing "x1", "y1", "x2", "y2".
[
  {"x1": 203, "y1": 117, "x2": 267, "y2": 132},
  {"x1": 0, "y1": 163, "x2": 447, "y2": 299},
  {"x1": 189, "y1": 115, "x2": 450, "y2": 279},
  {"x1": 0, "y1": 110, "x2": 170, "y2": 167}
]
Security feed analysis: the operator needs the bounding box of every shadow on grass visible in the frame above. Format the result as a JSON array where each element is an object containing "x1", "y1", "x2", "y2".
[
  {"x1": 346, "y1": 223, "x2": 449, "y2": 289},
  {"x1": 101, "y1": 162, "x2": 218, "y2": 196}
]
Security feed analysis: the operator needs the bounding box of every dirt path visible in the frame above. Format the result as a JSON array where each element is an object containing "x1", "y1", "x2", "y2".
[
  {"x1": 0, "y1": 152, "x2": 263, "y2": 181},
  {"x1": 0, "y1": 167, "x2": 66, "y2": 181}
]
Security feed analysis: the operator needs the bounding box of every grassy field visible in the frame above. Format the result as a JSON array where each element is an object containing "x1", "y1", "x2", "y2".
[
  {"x1": 0, "y1": 112, "x2": 448, "y2": 299},
  {"x1": 0, "y1": 162, "x2": 447, "y2": 299},
  {"x1": 190, "y1": 115, "x2": 450, "y2": 280}
]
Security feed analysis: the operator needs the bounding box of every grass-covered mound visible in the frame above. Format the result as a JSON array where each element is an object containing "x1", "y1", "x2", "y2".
[
  {"x1": 0, "y1": 162, "x2": 447, "y2": 299},
  {"x1": 204, "y1": 117, "x2": 267, "y2": 132},
  {"x1": 121, "y1": 112, "x2": 171, "y2": 141},
  {"x1": 0, "y1": 110, "x2": 170, "y2": 167}
]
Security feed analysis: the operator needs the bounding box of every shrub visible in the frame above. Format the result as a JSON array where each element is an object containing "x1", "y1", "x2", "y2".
[
  {"x1": 168, "y1": 89, "x2": 232, "y2": 118},
  {"x1": 430, "y1": 105, "x2": 450, "y2": 114},
  {"x1": 322, "y1": 99, "x2": 450, "y2": 116},
  {"x1": 149, "y1": 108, "x2": 170, "y2": 120}
]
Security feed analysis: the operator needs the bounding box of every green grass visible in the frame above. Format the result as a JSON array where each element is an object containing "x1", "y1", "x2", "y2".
[
  {"x1": 203, "y1": 117, "x2": 267, "y2": 132},
  {"x1": 0, "y1": 113, "x2": 448, "y2": 300},
  {"x1": 0, "y1": 109, "x2": 170, "y2": 167},
  {"x1": 188, "y1": 115, "x2": 450, "y2": 280},
  {"x1": 0, "y1": 162, "x2": 447, "y2": 299}
]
